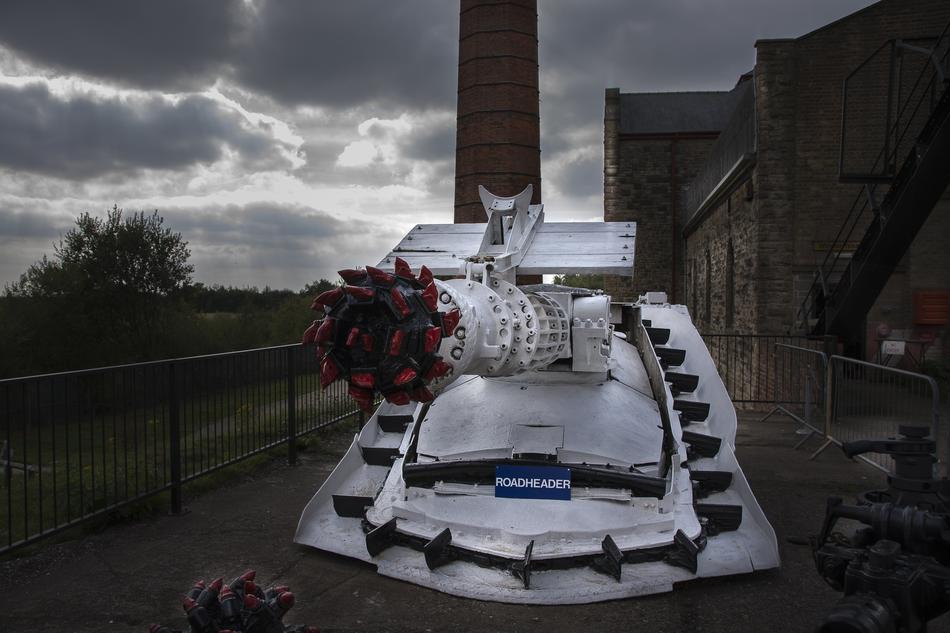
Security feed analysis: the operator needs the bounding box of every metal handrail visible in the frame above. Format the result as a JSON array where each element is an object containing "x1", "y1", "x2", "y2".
[
  {"x1": 0, "y1": 342, "x2": 364, "y2": 555},
  {"x1": 0, "y1": 343, "x2": 301, "y2": 383},
  {"x1": 793, "y1": 21, "x2": 950, "y2": 333}
]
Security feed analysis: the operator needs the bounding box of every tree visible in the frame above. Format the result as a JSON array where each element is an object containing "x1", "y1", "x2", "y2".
[
  {"x1": 4, "y1": 206, "x2": 194, "y2": 371},
  {"x1": 300, "y1": 278, "x2": 339, "y2": 297},
  {"x1": 551, "y1": 273, "x2": 606, "y2": 291}
]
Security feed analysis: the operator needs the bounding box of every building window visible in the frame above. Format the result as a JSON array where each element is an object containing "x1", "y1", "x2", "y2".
[
  {"x1": 704, "y1": 249, "x2": 712, "y2": 325},
  {"x1": 725, "y1": 240, "x2": 735, "y2": 329},
  {"x1": 686, "y1": 258, "x2": 696, "y2": 308}
]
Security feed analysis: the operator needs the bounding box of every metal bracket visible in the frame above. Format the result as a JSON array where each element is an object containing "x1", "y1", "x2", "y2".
[
  {"x1": 365, "y1": 518, "x2": 399, "y2": 557},
  {"x1": 695, "y1": 503, "x2": 743, "y2": 536},
  {"x1": 689, "y1": 470, "x2": 734, "y2": 498},
  {"x1": 423, "y1": 528, "x2": 454, "y2": 570},
  {"x1": 663, "y1": 529, "x2": 703, "y2": 574},
  {"x1": 474, "y1": 185, "x2": 544, "y2": 280},
  {"x1": 510, "y1": 540, "x2": 535, "y2": 589},
  {"x1": 681, "y1": 430, "x2": 722, "y2": 458},
  {"x1": 591, "y1": 534, "x2": 624, "y2": 582}
]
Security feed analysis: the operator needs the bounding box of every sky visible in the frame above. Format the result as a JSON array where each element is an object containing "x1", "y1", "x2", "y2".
[{"x1": 0, "y1": 0, "x2": 875, "y2": 291}]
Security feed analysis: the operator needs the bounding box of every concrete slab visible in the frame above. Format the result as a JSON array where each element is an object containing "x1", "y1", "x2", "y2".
[{"x1": 1, "y1": 412, "x2": 947, "y2": 633}]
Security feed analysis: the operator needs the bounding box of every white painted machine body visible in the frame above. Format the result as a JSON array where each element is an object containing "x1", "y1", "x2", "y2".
[{"x1": 295, "y1": 186, "x2": 779, "y2": 603}]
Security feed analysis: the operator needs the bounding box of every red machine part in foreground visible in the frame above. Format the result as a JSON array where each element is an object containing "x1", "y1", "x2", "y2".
[{"x1": 303, "y1": 257, "x2": 460, "y2": 411}]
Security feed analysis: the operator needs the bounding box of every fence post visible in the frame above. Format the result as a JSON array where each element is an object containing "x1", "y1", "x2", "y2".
[
  {"x1": 806, "y1": 354, "x2": 837, "y2": 461},
  {"x1": 824, "y1": 356, "x2": 835, "y2": 439},
  {"x1": 287, "y1": 346, "x2": 297, "y2": 466},
  {"x1": 822, "y1": 335, "x2": 837, "y2": 361},
  {"x1": 168, "y1": 362, "x2": 183, "y2": 515},
  {"x1": 804, "y1": 370, "x2": 814, "y2": 428}
]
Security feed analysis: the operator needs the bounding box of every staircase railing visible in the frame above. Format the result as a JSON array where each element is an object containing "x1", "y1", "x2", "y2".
[{"x1": 792, "y1": 21, "x2": 950, "y2": 334}]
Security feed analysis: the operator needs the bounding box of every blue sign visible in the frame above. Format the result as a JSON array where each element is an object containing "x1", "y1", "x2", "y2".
[{"x1": 494, "y1": 465, "x2": 572, "y2": 501}]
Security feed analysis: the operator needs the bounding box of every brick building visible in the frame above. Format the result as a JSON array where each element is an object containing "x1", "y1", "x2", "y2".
[
  {"x1": 455, "y1": 0, "x2": 541, "y2": 224},
  {"x1": 603, "y1": 80, "x2": 749, "y2": 303},
  {"x1": 605, "y1": 0, "x2": 950, "y2": 359}
]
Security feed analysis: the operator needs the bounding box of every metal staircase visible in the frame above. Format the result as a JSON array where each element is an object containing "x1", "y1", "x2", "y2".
[{"x1": 793, "y1": 23, "x2": 950, "y2": 343}]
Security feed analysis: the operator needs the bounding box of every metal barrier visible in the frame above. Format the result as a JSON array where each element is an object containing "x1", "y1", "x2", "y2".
[
  {"x1": 0, "y1": 344, "x2": 365, "y2": 555},
  {"x1": 826, "y1": 355, "x2": 943, "y2": 475},
  {"x1": 701, "y1": 334, "x2": 829, "y2": 407},
  {"x1": 758, "y1": 345, "x2": 829, "y2": 455}
]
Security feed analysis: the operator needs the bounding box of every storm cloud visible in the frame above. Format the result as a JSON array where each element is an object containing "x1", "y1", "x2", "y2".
[
  {"x1": 0, "y1": 0, "x2": 878, "y2": 289},
  {"x1": 0, "y1": 82, "x2": 298, "y2": 179},
  {"x1": 0, "y1": 0, "x2": 246, "y2": 91},
  {"x1": 159, "y1": 202, "x2": 403, "y2": 289},
  {"x1": 236, "y1": 0, "x2": 458, "y2": 110}
]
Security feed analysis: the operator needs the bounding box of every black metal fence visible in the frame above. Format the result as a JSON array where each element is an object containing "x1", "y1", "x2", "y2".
[
  {"x1": 0, "y1": 344, "x2": 361, "y2": 555},
  {"x1": 701, "y1": 334, "x2": 835, "y2": 407},
  {"x1": 0, "y1": 332, "x2": 840, "y2": 554}
]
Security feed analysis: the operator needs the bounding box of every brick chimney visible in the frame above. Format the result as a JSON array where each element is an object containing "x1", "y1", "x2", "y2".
[{"x1": 454, "y1": 0, "x2": 541, "y2": 223}]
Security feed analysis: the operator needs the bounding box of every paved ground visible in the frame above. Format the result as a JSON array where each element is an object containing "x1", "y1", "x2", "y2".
[{"x1": 2, "y1": 412, "x2": 947, "y2": 633}]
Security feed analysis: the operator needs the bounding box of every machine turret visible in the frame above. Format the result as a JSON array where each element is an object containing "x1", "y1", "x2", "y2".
[
  {"x1": 304, "y1": 256, "x2": 612, "y2": 410},
  {"x1": 302, "y1": 185, "x2": 624, "y2": 410}
]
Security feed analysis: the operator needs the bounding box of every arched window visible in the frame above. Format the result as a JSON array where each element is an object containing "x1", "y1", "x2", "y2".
[
  {"x1": 688, "y1": 258, "x2": 695, "y2": 310},
  {"x1": 704, "y1": 249, "x2": 712, "y2": 324},
  {"x1": 725, "y1": 240, "x2": 735, "y2": 329}
]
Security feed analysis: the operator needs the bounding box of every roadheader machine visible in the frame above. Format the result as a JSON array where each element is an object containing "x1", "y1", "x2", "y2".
[{"x1": 295, "y1": 185, "x2": 779, "y2": 604}]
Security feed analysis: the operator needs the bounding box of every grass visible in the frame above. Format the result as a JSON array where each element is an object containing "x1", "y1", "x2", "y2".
[
  {"x1": 0, "y1": 421, "x2": 356, "y2": 562},
  {"x1": 0, "y1": 367, "x2": 360, "y2": 553}
]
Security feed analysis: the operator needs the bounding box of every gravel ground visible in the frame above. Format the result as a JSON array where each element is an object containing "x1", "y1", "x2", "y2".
[{"x1": 2, "y1": 412, "x2": 947, "y2": 633}]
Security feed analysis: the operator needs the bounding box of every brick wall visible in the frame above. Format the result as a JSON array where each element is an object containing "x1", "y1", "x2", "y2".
[
  {"x1": 455, "y1": 0, "x2": 541, "y2": 223},
  {"x1": 751, "y1": 39, "x2": 798, "y2": 333},
  {"x1": 681, "y1": 0, "x2": 950, "y2": 341},
  {"x1": 602, "y1": 88, "x2": 717, "y2": 302},
  {"x1": 868, "y1": 195, "x2": 950, "y2": 359},
  {"x1": 683, "y1": 180, "x2": 758, "y2": 332}
]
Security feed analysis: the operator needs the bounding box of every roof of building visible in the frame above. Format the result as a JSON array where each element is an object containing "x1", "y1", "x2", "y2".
[{"x1": 619, "y1": 80, "x2": 750, "y2": 135}]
